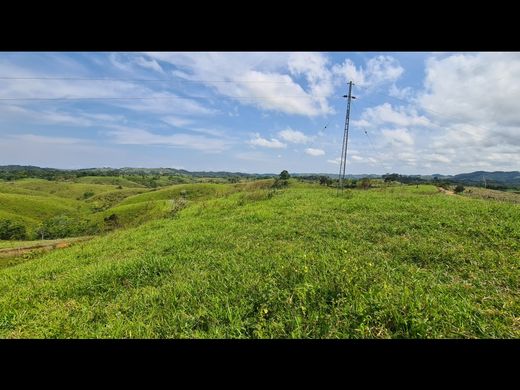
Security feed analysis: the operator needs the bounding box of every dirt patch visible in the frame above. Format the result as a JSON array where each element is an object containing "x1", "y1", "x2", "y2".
[
  {"x1": 437, "y1": 187, "x2": 455, "y2": 195},
  {"x1": 0, "y1": 237, "x2": 91, "y2": 258}
]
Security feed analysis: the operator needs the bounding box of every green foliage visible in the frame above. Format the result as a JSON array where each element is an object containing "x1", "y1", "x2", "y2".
[
  {"x1": 319, "y1": 176, "x2": 333, "y2": 186},
  {"x1": 36, "y1": 215, "x2": 96, "y2": 240},
  {"x1": 103, "y1": 213, "x2": 120, "y2": 231},
  {"x1": 357, "y1": 178, "x2": 372, "y2": 190},
  {"x1": 454, "y1": 185, "x2": 465, "y2": 194},
  {"x1": 0, "y1": 184, "x2": 518, "y2": 338},
  {"x1": 82, "y1": 191, "x2": 95, "y2": 199},
  {"x1": 0, "y1": 219, "x2": 27, "y2": 240},
  {"x1": 279, "y1": 170, "x2": 290, "y2": 180},
  {"x1": 272, "y1": 179, "x2": 288, "y2": 189}
]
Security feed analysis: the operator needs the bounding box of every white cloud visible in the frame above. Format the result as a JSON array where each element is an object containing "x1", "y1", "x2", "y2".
[
  {"x1": 381, "y1": 128, "x2": 414, "y2": 146},
  {"x1": 106, "y1": 126, "x2": 231, "y2": 152},
  {"x1": 305, "y1": 148, "x2": 325, "y2": 156},
  {"x1": 134, "y1": 56, "x2": 164, "y2": 73},
  {"x1": 354, "y1": 103, "x2": 430, "y2": 128},
  {"x1": 327, "y1": 157, "x2": 342, "y2": 165},
  {"x1": 161, "y1": 116, "x2": 194, "y2": 128},
  {"x1": 144, "y1": 52, "x2": 334, "y2": 116},
  {"x1": 278, "y1": 128, "x2": 311, "y2": 144},
  {"x1": 249, "y1": 133, "x2": 286, "y2": 149},
  {"x1": 333, "y1": 55, "x2": 404, "y2": 88},
  {"x1": 10, "y1": 134, "x2": 89, "y2": 145}
]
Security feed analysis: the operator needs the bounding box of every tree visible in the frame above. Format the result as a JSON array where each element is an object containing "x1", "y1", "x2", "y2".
[
  {"x1": 0, "y1": 219, "x2": 27, "y2": 240},
  {"x1": 319, "y1": 176, "x2": 332, "y2": 186},
  {"x1": 279, "y1": 170, "x2": 290, "y2": 180},
  {"x1": 454, "y1": 185, "x2": 465, "y2": 194},
  {"x1": 37, "y1": 215, "x2": 78, "y2": 239}
]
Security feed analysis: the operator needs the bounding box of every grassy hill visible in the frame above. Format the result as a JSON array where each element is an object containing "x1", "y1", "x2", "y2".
[
  {"x1": 0, "y1": 183, "x2": 518, "y2": 338},
  {"x1": 75, "y1": 176, "x2": 145, "y2": 188}
]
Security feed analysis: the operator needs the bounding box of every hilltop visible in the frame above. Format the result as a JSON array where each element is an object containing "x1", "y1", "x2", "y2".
[{"x1": 0, "y1": 181, "x2": 518, "y2": 338}]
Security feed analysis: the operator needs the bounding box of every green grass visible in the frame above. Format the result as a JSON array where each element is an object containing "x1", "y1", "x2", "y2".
[
  {"x1": 0, "y1": 183, "x2": 518, "y2": 338},
  {"x1": 86, "y1": 188, "x2": 149, "y2": 211},
  {"x1": 75, "y1": 176, "x2": 145, "y2": 188},
  {"x1": 462, "y1": 186, "x2": 520, "y2": 204},
  {"x1": 0, "y1": 193, "x2": 84, "y2": 224},
  {"x1": 8, "y1": 178, "x2": 126, "y2": 200},
  {"x1": 118, "y1": 183, "x2": 236, "y2": 206}
]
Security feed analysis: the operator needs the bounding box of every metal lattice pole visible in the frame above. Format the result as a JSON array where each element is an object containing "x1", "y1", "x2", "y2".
[{"x1": 338, "y1": 81, "x2": 354, "y2": 192}]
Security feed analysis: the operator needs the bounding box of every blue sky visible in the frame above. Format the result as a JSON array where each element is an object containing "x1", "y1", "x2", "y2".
[{"x1": 1, "y1": 52, "x2": 519, "y2": 174}]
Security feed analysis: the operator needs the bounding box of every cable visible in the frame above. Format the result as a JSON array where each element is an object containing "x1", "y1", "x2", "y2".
[
  {"x1": 0, "y1": 94, "x2": 331, "y2": 101},
  {"x1": 0, "y1": 76, "x2": 306, "y2": 84}
]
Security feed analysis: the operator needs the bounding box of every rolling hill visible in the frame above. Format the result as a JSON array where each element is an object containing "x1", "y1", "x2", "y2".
[{"x1": 0, "y1": 183, "x2": 518, "y2": 338}]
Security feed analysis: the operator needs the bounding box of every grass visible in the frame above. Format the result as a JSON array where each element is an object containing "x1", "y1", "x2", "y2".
[
  {"x1": 75, "y1": 176, "x2": 145, "y2": 188},
  {"x1": 462, "y1": 186, "x2": 520, "y2": 204},
  {"x1": 118, "y1": 183, "x2": 236, "y2": 206},
  {"x1": 0, "y1": 183, "x2": 518, "y2": 338},
  {"x1": 0, "y1": 192, "x2": 85, "y2": 225},
  {"x1": 6, "y1": 178, "x2": 131, "y2": 200}
]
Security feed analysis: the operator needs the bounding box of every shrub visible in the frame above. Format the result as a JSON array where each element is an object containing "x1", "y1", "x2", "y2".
[
  {"x1": 82, "y1": 191, "x2": 95, "y2": 199},
  {"x1": 272, "y1": 178, "x2": 288, "y2": 189},
  {"x1": 357, "y1": 178, "x2": 372, "y2": 190},
  {"x1": 37, "y1": 215, "x2": 83, "y2": 239},
  {"x1": 319, "y1": 176, "x2": 333, "y2": 186},
  {"x1": 0, "y1": 219, "x2": 27, "y2": 240},
  {"x1": 103, "y1": 213, "x2": 120, "y2": 231},
  {"x1": 454, "y1": 185, "x2": 465, "y2": 194},
  {"x1": 279, "y1": 170, "x2": 290, "y2": 180}
]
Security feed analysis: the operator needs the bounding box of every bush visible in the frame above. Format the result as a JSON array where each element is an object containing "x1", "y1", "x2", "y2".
[
  {"x1": 454, "y1": 185, "x2": 465, "y2": 194},
  {"x1": 357, "y1": 178, "x2": 372, "y2": 190},
  {"x1": 272, "y1": 178, "x2": 288, "y2": 189},
  {"x1": 36, "y1": 215, "x2": 83, "y2": 239},
  {"x1": 319, "y1": 176, "x2": 333, "y2": 186},
  {"x1": 0, "y1": 219, "x2": 27, "y2": 240},
  {"x1": 279, "y1": 170, "x2": 290, "y2": 180},
  {"x1": 103, "y1": 213, "x2": 120, "y2": 231},
  {"x1": 82, "y1": 191, "x2": 95, "y2": 199}
]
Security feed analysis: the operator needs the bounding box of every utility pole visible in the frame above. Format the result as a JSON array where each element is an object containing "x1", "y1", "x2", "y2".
[{"x1": 338, "y1": 81, "x2": 356, "y2": 192}]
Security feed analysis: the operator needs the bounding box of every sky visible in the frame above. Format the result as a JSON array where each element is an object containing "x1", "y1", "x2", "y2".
[{"x1": 0, "y1": 51, "x2": 519, "y2": 174}]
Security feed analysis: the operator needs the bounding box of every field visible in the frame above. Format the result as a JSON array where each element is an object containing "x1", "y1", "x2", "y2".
[{"x1": 0, "y1": 182, "x2": 518, "y2": 338}]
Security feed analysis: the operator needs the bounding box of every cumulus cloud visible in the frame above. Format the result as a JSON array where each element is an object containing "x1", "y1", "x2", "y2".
[
  {"x1": 249, "y1": 133, "x2": 286, "y2": 149},
  {"x1": 278, "y1": 128, "x2": 312, "y2": 144},
  {"x1": 353, "y1": 103, "x2": 430, "y2": 128},
  {"x1": 381, "y1": 129, "x2": 414, "y2": 146},
  {"x1": 305, "y1": 148, "x2": 325, "y2": 156},
  {"x1": 333, "y1": 55, "x2": 404, "y2": 88},
  {"x1": 144, "y1": 52, "x2": 334, "y2": 116}
]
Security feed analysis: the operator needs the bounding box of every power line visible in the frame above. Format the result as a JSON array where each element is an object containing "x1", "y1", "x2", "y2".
[
  {"x1": 0, "y1": 94, "x2": 331, "y2": 102},
  {"x1": 0, "y1": 76, "x2": 304, "y2": 84},
  {"x1": 363, "y1": 128, "x2": 377, "y2": 154}
]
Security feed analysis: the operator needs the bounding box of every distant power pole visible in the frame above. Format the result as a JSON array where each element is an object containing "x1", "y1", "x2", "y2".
[{"x1": 338, "y1": 81, "x2": 356, "y2": 191}]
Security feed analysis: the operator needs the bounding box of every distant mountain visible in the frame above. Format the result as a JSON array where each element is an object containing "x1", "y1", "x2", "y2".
[{"x1": 452, "y1": 171, "x2": 520, "y2": 185}]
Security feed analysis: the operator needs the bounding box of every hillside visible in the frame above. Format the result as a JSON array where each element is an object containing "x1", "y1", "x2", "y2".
[{"x1": 0, "y1": 183, "x2": 518, "y2": 338}]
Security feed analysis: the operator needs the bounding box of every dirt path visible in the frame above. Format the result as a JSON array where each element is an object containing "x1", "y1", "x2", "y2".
[
  {"x1": 437, "y1": 187, "x2": 455, "y2": 195},
  {"x1": 0, "y1": 236, "x2": 92, "y2": 258}
]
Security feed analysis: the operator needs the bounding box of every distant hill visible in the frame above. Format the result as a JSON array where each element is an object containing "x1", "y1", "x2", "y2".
[
  {"x1": 1, "y1": 166, "x2": 519, "y2": 187},
  {"x1": 452, "y1": 171, "x2": 520, "y2": 186}
]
